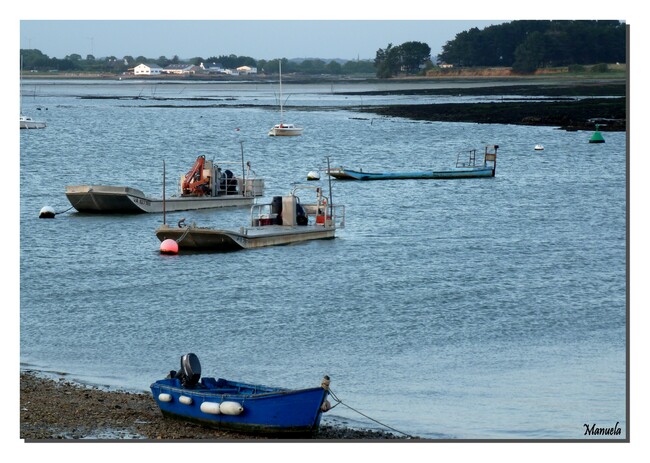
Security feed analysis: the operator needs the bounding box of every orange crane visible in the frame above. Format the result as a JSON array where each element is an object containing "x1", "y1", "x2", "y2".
[{"x1": 181, "y1": 155, "x2": 211, "y2": 196}]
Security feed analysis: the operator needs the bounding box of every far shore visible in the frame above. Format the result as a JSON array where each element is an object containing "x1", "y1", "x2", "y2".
[{"x1": 22, "y1": 74, "x2": 626, "y2": 132}]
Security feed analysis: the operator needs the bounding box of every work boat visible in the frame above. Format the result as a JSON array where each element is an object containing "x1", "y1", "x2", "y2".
[
  {"x1": 327, "y1": 145, "x2": 499, "y2": 181},
  {"x1": 65, "y1": 155, "x2": 264, "y2": 214},
  {"x1": 156, "y1": 184, "x2": 345, "y2": 251},
  {"x1": 151, "y1": 353, "x2": 331, "y2": 436}
]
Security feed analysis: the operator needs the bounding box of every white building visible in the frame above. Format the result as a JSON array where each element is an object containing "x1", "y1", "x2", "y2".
[
  {"x1": 134, "y1": 63, "x2": 163, "y2": 75},
  {"x1": 162, "y1": 64, "x2": 198, "y2": 75},
  {"x1": 236, "y1": 66, "x2": 258, "y2": 74},
  {"x1": 200, "y1": 62, "x2": 226, "y2": 74}
]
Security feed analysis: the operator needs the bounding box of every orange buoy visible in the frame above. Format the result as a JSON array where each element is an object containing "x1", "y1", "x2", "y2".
[{"x1": 160, "y1": 239, "x2": 179, "y2": 254}]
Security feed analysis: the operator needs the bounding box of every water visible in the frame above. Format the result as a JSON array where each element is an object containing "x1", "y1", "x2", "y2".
[{"x1": 19, "y1": 80, "x2": 626, "y2": 440}]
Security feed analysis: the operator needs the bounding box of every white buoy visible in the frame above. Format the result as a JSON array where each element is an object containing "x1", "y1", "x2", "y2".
[
  {"x1": 200, "y1": 401, "x2": 221, "y2": 415},
  {"x1": 220, "y1": 401, "x2": 244, "y2": 415},
  {"x1": 39, "y1": 206, "x2": 56, "y2": 218},
  {"x1": 158, "y1": 393, "x2": 173, "y2": 402},
  {"x1": 307, "y1": 170, "x2": 320, "y2": 181},
  {"x1": 179, "y1": 395, "x2": 193, "y2": 405}
]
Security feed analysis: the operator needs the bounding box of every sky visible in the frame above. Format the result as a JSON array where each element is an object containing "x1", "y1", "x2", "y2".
[
  {"x1": 19, "y1": 19, "x2": 504, "y2": 62},
  {"x1": 13, "y1": 0, "x2": 635, "y2": 62}
]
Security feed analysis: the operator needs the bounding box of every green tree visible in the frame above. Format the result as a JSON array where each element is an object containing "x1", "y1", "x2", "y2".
[
  {"x1": 325, "y1": 60, "x2": 342, "y2": 74},
  {"x1": 399, "y1": 41, "x2": 431, "y2": 73},
  {"x1": 512, "y1": 31, "x2": 546, "y2": 73},
  {"x1": 375, "y1": 43, "x2": 401, "y2": 78}
]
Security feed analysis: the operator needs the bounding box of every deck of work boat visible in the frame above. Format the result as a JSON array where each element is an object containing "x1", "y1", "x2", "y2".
[
  {"x1": 156, "y1": 185, "x2": 344, "y2": 251},
  {"x1": 65, "y1": 155, "x2": 264, "y2": 213}
]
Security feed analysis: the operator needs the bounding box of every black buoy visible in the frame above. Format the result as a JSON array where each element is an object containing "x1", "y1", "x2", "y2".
[{"x1": 39, "y1": 206, "x2": 55, "y2": 218}]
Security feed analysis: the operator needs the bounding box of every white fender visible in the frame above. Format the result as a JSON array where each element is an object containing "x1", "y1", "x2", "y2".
[
  {"x1": 200, "y1": 401, "x2": 221, "y2": 415},
  {"x1": 158, "y1": 393, "x2": 173, "y2": 402},
  {"x1": 220, "y1": 401, "x2": 244, "y2": 415},
  {"x1": 179, "y1": 395, "x2": 193, "y2": 405}
]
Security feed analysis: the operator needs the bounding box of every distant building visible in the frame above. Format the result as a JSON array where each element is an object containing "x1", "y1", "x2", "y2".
[
  {"x1": 200, "y1": 62, "x2": 226, "y2": 74},
  {"x1": 162, "y1": 64, "x2": 198, "y2": 75},
  {"x1": 439, "y1": 63, "x2": 454, "y2": 69},
  {"x1": 236, "y1": 66, "x2": 258, "y2": 75},
  {"x1": 134, "y1": 63, "x2": 162, "y2": 75}
]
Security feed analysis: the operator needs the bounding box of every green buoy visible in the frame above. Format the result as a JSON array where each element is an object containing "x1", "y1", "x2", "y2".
[{"x1": 589, "y1": 124, "x2": 605, "y2": 143}]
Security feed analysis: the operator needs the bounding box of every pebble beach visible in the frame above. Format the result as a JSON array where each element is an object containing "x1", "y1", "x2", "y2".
[{"x1": 19, "y1": 371, "x2": 403, "y2": 441}]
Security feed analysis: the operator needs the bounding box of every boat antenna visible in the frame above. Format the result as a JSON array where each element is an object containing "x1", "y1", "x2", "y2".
[
  {"x1": 326, "y1": 156, "x2": 333, "y2": 220},
  {"x1": 240, "y1": 141, "x2": 246, "y2": 196},
  {"x1": 163, "y1": 160, "x2": 166, "y2": 225}
]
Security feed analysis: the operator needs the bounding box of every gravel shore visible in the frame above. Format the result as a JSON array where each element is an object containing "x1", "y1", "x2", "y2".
[{"x1": 20, "y1": 371, "x2": 405, "y2": 441}]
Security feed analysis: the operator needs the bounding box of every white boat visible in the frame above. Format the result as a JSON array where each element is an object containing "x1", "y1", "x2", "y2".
[
  {"x1": 534, "y1": 144, "x2": 544, "y2": 151},
  {"x1": 268, "y1": 61, "x2": 303, "y2": 137},
  {"x1": 20, "y1": 56, "x2": 46, "y2": 130},
  {"x1": 156, "y1": 184, "x2": 344, "y2": 251},
  {"x1": 65, "y1": 155, "x2": 265, "y2": 214},
  {"x1": 268, "y1": 123, "x2": 303, "y2": 137},
  {"x1": 20, "y1": 115, "x2": 47, "y2": 129}
]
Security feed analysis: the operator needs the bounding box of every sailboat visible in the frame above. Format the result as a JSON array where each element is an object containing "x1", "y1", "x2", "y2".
[
  {"x1": 20, "y1": 55, "x2": 46, "y2": 130},
  {"x1": 268, "y1": 60, "x2": 303, "y2": 137}
]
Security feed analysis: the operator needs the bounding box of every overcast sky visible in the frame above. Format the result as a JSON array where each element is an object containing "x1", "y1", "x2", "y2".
[
  {"x1": 14, "y1": 0, "x2": 634, "y2": 62},
  {"x1": 19, "y1": 20, "x2": 504, "y2": 62}
]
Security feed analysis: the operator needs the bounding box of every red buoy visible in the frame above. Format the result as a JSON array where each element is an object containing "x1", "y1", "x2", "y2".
[{"x1": 160, "y1": 239, "x2": 179, "y2": 254}]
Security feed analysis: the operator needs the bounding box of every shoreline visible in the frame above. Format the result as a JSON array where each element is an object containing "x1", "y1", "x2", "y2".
[{"x1": 19, "y1": 371, "x2": 405, "y2": 441}]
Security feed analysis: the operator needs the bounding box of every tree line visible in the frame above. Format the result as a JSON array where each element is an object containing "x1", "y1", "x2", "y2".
[
  {"x1": 19, "y1": 49, "x2": 375, "y2": 75},
  {"x1": 21, "y1": 21, "x2": 625, "y2": 78},
  {"x1": 437, "y1": 20, "x2": 626, "y2": 73}
]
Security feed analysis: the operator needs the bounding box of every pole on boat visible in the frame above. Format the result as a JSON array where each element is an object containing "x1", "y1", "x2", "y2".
[
  {"x1": 326, "y1": 156, "x2": 334, "y2": 222},
  {"x1": 163, "y1": 160, "x2": 166, "y2": 225},
  {"x1": 240, "y1": 141, "x2": 246, "y2": 196}
]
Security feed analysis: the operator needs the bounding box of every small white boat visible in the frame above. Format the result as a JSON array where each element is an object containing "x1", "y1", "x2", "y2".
[
  {"x1": 307, "y1": 170, "x2": 321, "y2": 181},
  {"x1": 534, "y1": 144, "x2": 544, "y2": 151},
  {"x1": 268, "y1": 61, "x2": 302, "y2": 137},
  {"x1": 20, "y1": 115, "x2": 46, "y2": 129},
  {"x1": 65, "y1": 155, "x2": 264, "y2": 214},
  {"x1": 156, "y1": 185, "x2": 344, "y2": 251},
  {"x1": 268, "y1": 123, "x2": 303, "y2": 137}
]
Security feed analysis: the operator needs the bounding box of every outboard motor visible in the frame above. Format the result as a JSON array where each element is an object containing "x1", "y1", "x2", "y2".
[{"x1": 169, "y1": 353, "x2": 201, "y2": 387}]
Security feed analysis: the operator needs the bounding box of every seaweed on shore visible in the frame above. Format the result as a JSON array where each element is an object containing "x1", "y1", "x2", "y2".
[{"x1": 355, "y1": 98, "x2": 626, "y2": 131}]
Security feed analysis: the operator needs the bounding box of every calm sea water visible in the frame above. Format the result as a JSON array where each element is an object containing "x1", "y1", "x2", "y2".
[{"x1": 19, "y1": 80, "x2": 626, "y2": 440}]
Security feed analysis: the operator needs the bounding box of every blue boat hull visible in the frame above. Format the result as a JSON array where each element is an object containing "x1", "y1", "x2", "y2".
[
  {"x1": 328, "y1": 167, "x2": 495, "y2": 180},
  {"x1": 151, "y1": 377, "x2": 329, "y2": 435}
]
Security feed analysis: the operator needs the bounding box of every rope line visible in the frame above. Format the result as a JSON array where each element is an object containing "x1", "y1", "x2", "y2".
[
  {"x1": 175, "y1": 224, "x2": 192, "y2": 243},
  {"x1": 54, "y1": 188, "x2": 94, "y2": 216},
  {"x1": 328, "y1": 388, "x2": 414, "y2": 438}
]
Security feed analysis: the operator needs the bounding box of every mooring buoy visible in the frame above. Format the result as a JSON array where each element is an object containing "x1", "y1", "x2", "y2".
[
  {"x1": 160, "y1": 239, "x2": 179, "y2": 254},
  {"x1": 39, "y1": 206, "x2": 56, "y2": 218}
]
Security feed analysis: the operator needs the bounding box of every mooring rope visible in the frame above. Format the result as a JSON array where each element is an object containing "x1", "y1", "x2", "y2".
[
  {"x1": 53, "y1": 188, "x2": 94, "y2": 216},
  {"x1": 327, "y1": 388, "x2": 414, "y2": 439},
  {"x1": 175, "y1": 224, "x2": 192, "y2": 244}
]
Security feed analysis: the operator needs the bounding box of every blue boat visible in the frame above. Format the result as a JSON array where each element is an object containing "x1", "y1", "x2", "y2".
[
  {"x1": 150, "y1": 354, "x2": 332, "y2": 436},
  {"x1": 327, "y1": 145, "x2": 498, "y2": 181}
]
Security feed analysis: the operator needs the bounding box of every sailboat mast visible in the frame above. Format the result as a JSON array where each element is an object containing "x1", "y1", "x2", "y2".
[{"x1": 279, "y1": 60, "x2": 283, "y2": 124}]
